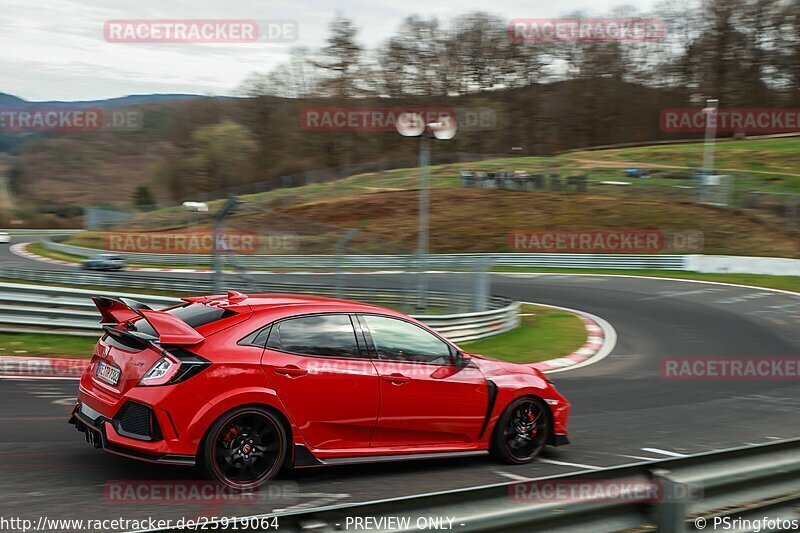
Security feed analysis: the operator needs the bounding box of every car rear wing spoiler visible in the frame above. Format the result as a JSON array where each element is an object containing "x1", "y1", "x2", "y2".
[{"x1": 92, "y1": 296, "x2": 204, "y2": 345}]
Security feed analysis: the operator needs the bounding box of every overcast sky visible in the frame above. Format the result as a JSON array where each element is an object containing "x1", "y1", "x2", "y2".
[{"x1": 2, "y1": 0, "x2": 663, "y2": 101}]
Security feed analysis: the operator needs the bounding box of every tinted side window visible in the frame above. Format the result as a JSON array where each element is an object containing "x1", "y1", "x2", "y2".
[
  {"x1": 267, "y1": 315, "x2": 360, "y2": 358},
  {"x1": 363, "y1": 315, "x2": 451, "y2": 364},
  {"x1": 238, "y1": 324, "x2": 272, "y2": 348}
]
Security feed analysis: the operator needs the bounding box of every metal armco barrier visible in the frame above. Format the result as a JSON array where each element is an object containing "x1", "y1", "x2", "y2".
[
  {"x1": 44, "y1": 240, "x2": 687, "y2": 270},
  {"x1": 0, "y1": 229, "x2": 81, "y2": 235},
  {"x1": 148, "y1": 438, "x2": 800, "y2": 532},
  {"x1": 0, "y1": 280, "x2": 519, "y2": 343},
  {"x1": 0, "y1": 282, "x2": 180, "y2": 336}
]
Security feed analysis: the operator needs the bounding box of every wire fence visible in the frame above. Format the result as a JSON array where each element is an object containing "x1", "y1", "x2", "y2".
[{"x1": 459, "y1": 169, "x2": 800, "y2": 228}]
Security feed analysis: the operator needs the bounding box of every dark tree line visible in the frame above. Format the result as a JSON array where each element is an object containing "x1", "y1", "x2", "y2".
[
  {"x1": 246, "y1": 2, "x2": 800, "y2": 105},
  {"x1": 152, "y1": 0, "x2": 800, "y2": 198}
]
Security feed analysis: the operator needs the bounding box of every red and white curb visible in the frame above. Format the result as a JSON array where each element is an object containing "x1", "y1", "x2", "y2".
[
  {"x1": 527, "y1": 302, "x2": 617, "y2": 374},
  {"x1": 11, "y1": 242, "x2": 76, "y2": 267},
  {"x1": 0, "y1": 355, "x2": 87, "y2": 380}
]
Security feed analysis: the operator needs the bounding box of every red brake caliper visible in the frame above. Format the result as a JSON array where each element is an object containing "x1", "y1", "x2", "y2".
[{"x1": 222, "y1": 426, "x2": 239, "y2": 448}]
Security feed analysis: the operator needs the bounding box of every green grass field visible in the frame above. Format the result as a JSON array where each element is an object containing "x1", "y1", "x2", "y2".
[
  {"x1": 26, "y1": 241, "x2": 87, "y2": 263},
  {"x1": 462, "y1": 304, "x2": 587, "y2": 364},
  {"x1": 67, "y1": 137, "x2": 800, "y2": 238},
  {"x1": 0, "y1": 333, "x2": 97, "y2": 357}
]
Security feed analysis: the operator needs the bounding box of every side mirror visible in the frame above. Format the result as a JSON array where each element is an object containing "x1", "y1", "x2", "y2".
[{"x1": 453, "y1": 352, "x2": 470, "y2": 368}]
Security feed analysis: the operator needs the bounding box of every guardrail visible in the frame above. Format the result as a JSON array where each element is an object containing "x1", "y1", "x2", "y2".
[
  {"x1": 149, "y1": 438, "x2": 800, "y2": 532},
  {"x1": 0, "y1": 280, "x2": 519, "y2": 343},
  {"x1": 1, "y1": 229, "x2": 82, "y2": 235},
  {"x1": 0, "y1": 282, "x2": 180, "y2": 336},
  {"x1": 44, "y1": 240, "x2": 686, "y2": 269}
]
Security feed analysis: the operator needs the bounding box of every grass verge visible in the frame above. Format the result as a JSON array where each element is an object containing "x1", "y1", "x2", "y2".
[
  {"x1": 0, "y1": 333, "x2": 96, "y2": 357},
  {"x1": 461, "y1": 304, "x2": 587, "y2": 364},
  {"x1": 26, "y1": 241, "x2": 86, "y2": 263}
]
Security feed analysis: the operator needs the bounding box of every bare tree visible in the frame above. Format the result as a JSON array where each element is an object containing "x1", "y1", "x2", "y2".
[{"x1": 311, "y1": 16, "x2": 366, "y2": 97}]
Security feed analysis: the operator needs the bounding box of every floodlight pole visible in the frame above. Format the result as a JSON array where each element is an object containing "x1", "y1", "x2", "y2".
[
  {"x1": 396, "y1": 114, "x2": 456, "y2": 311},
  {"x1": 212, "y1": 196, "x2": 241, "y2": 294},
  {"x1": 417, "y1": 134, "x2": 431, "y2": 310},
  {"x1": 702, "y1": 99, "x2": 719, "y2": 176}
]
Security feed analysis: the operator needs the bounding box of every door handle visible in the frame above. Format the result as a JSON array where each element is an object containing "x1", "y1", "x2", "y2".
[
  {"x1": 382, "y1": 373, "x2": 410, "y2": 385},
  {"x1": 274, "y1": 365, "x2": 307, "y2": 377}
]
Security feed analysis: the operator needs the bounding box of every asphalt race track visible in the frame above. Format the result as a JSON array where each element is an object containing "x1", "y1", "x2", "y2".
[{"x1": 2, "y1": 236, "x2": 800, "y2": 525}]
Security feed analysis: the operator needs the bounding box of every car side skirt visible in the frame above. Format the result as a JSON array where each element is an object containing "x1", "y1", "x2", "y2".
[{"x1": 291, "y1": 443, "x2": 489, "y2": 468}]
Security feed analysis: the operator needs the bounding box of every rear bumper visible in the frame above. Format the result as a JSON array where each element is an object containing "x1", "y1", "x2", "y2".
[{"x1": 69, "y1": 402, "x2": 195, "y2": 466}]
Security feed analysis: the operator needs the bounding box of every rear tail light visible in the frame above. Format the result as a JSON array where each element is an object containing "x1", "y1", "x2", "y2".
[
  {"x1": 140, "y1": 357, "x2": 178, "y2": 386},
  {"x1": 138, "y1": 349, "x2": 210, "y2": 387}
]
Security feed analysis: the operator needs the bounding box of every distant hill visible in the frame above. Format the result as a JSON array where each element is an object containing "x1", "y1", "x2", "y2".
[
  {"x1": 2, "y1": 79, "x2": 698, "y2": 212},
  {"x1": 0, "y1": 93, "x2": 26, "y2": 106},
  {"x1": 0, "y1": 92, "x2": 235, "y2": 108}
]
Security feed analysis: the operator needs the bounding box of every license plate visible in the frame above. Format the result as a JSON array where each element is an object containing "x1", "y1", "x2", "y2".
[{"x1": 96, "y1": 361, "x2": 120, "y2": 386}]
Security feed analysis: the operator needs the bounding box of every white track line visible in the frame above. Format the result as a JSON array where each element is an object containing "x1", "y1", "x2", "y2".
[
  {"x1": 641, "y1": 448, "x2": 688, "y2": 458},
  {"x1": 495, "y1": 471, "x2": 535, "y2": 482},
  {"x1": 616, "y1": 454, "x2": 663, "y2": 461},
  {"x1": 537, "y1": 458, "x2": 603, "y2": 470}
]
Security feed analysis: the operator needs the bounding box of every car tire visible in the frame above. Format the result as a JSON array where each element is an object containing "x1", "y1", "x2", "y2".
[
  {"x1": 200, "y1": 406, "x2": 287, "y2": 489},
  {"x1": 490, "y1": 396, "x2": 549, "y2": 464}
]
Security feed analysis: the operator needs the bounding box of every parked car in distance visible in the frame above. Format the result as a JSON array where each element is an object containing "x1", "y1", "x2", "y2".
[
  {"x1": 624, "y1": 168, "x2": 651, "y2": 178},
  {"x1": 0, "y1": 232, "x2": 10, "y2": 244},
  {"x1": 81, "y1": 253, "x2": 125, "y2": 271}
]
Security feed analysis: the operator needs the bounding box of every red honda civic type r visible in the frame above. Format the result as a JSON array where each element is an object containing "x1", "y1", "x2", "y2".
[{"x1": 70, "y1": 292, "x2": 570, "y2": 488}]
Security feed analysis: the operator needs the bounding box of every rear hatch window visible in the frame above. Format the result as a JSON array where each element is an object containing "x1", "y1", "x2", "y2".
[{"x1": 130, "y1": 303, "x2": 229, "y2": 338}]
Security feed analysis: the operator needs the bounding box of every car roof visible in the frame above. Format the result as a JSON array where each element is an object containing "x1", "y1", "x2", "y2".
[{"x1": 184, "y1": 292, "x2": 399, "y2": 316}]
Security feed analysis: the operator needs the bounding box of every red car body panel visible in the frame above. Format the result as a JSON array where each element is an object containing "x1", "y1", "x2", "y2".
[
  {"x1": 370, "y1": 359, "x2": 488, "y2": 447},
  {"x1": 71, "y1": 293, "x2": 570, "y2": 469}
]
